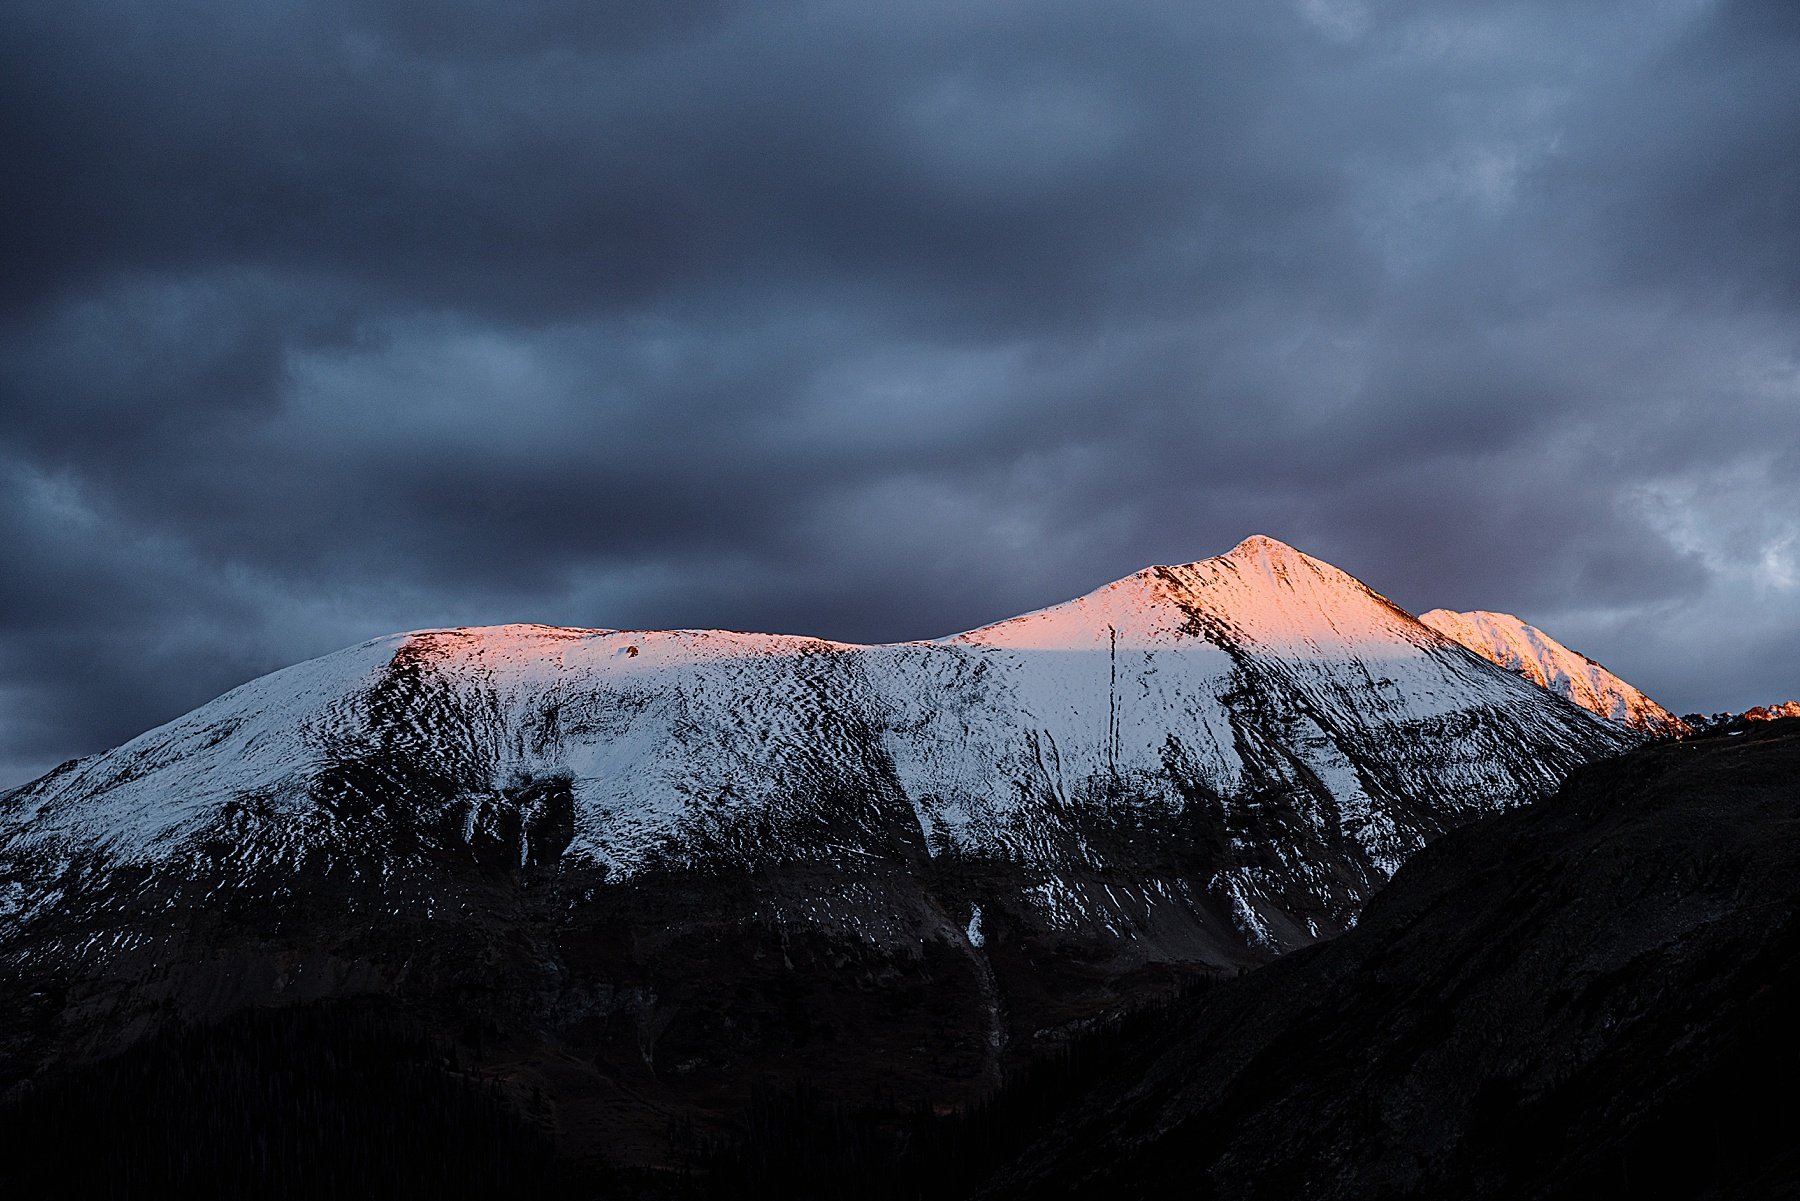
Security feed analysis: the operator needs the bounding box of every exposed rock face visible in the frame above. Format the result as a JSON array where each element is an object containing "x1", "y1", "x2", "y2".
[
  {"x1": 0, "y1": 536, "x2": 1635, "y2": 1164},
  {"x1": 1746, "y1": 700, "x2": 1800, "y2": 722},
  {"x1": 1419, "y1": 607, "x2": 1686, "y2": 736}
]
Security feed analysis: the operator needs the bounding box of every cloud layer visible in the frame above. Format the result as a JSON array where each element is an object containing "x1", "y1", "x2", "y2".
[{"x1": 3, "y1": 0, "x2": 1797, "y2": 782}]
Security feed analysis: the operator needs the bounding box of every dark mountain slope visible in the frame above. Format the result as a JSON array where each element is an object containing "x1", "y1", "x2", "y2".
[
  {"x1": 0, "y1": 724, "x2": 1783, "y2": 1198},
  {"x1": 977, "y1": 719, "x2": 1800, "y2": 1201}
]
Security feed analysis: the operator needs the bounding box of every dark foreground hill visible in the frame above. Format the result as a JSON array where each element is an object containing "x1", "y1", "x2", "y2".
[{"x1": 966, "y1": 718, "x2": 1800, "y2": 1201}]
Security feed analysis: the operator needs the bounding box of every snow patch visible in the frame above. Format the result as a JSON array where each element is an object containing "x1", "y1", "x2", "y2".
[{"x1": 965, "y1": 904, "x2": 985, "y2": 948}]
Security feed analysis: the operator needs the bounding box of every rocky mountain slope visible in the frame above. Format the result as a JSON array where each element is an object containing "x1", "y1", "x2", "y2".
[
  {"x1": 1419, "y1": 608, "x2": 1686, "y2": 735},
  {"x1": 0, "y1": 536, "x2": 1637, "y2": 1166}
]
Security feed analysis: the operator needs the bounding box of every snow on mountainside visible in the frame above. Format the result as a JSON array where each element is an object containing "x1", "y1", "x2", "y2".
[
  {"x1": 1418, "y1": 608, "x2": 1686, "y2": 736},
  {"x1": 3, "y1": 536, "x2": 1633, "y2": 944}
]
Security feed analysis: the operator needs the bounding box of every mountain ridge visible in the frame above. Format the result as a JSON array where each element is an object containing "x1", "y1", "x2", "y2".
[
  {"x1": 1418, "y1": 607, "x2": 1685, "y2": 736},
  {"x1": 5, "y1": 536, "x2": 1626, "y2": 890}
]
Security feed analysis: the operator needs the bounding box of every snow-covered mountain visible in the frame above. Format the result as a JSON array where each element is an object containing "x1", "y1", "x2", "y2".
[
  {"x1": 6, "y1": 536, "x2": 1628, "y2": 931},
  {"x1": 1417, "y1": 608, "x2": 1685, "y2": 736},
  {"x1": 0, "y1": 536, "x2": 1638, "y2": 1160}
]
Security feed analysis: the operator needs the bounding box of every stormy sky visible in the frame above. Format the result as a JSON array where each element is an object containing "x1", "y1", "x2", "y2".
[{"x1": 3, "y1": 0, "x2": 1797, "y2": 784}]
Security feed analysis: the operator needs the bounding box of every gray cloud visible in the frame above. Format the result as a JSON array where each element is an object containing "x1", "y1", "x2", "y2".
[{"x1": 2, "y1": 0, "x2": 1797, "y2": 782}]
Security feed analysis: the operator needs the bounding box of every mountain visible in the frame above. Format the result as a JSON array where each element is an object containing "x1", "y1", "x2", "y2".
[
  {"x1": 1684, "y1": 700, "x2": 1800, "y2": 732},
  {"x1": 960, "y1": 717, "x2": 1800, "y2": 1201},
  {"x1": 1418, "y1": 608, "x2": 1686, "y2": 736},
  {"x1": 1745, "y1": 700, "x2": 1800, "y2": 721},
  {"x1": 0, "y1": 536, "x2": 1636, "y2": 1168}
]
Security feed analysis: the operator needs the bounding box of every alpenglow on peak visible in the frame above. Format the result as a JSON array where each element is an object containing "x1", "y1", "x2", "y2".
[{"x1": 1418, "y1": 608, "x2": 1685, "y2": 736}]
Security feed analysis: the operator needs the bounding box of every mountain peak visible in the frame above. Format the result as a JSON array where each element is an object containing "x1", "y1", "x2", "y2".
[
  {"x1": 953, "y1": 535, "x2": 1423, "y2": 660},
  {"x1": 1224, "y1": 533, "x2": 1306, "y2": 562}
]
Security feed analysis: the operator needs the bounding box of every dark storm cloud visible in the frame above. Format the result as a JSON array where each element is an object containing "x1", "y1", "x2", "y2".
[{"x1": 2, "y1": 0, "x2": 1797, "y2": 781}]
